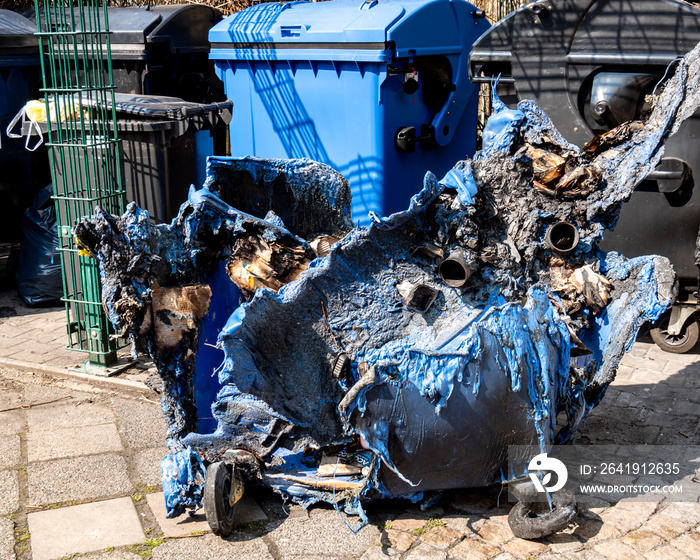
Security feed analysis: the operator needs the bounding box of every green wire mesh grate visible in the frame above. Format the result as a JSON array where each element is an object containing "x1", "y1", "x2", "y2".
[{"x1": 35, "y1": 0, "x2": 126, "y2": 366}]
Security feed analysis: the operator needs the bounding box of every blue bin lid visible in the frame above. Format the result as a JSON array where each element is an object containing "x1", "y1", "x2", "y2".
[{"x1": 209, "y1": 0, "x2": 478, "y2": 61}]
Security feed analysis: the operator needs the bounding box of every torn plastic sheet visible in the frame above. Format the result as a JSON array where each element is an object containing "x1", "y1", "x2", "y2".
[
  {"x1": 75, "y1": 43, "x2": 700, "y2": 521},
  {"x1": 161, "y1": 446, "x2": 206, "y2": 518}
]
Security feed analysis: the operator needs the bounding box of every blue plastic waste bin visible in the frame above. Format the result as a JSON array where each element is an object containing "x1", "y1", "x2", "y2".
[{"x1": 209, "y1": 0, "x2": 489, "y2": 224}]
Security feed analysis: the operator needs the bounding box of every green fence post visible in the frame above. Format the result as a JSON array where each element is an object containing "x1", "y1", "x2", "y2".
[{"x1": 35, "y1": 0, "x2": 126, "y2": 371}]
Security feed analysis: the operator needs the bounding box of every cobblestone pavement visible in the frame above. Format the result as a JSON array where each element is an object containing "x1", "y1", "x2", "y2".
[{"x1": 0, "y1": 339, "x2": 698, "y2": 560}]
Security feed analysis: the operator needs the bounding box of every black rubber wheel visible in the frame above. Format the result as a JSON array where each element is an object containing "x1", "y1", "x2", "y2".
[
  {"x1": 508, "y1": 491, "x2": 577, "y2": 540},
  {"x1": 203, "y1": 461, "x2": 236, "y2": 536},
  {"x1": 650, "y1": 313, "x2": 700, "y2": 354}
]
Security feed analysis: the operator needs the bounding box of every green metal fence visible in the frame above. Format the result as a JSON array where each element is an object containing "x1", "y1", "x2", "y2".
[{"x1": 35, "y1": 0, "x2": 126, "y2": 368}]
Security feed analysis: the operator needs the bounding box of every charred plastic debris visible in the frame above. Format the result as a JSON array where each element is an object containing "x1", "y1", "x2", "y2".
[{"x1": 74, "y1": 43, "x2": 700, "y2": 539}]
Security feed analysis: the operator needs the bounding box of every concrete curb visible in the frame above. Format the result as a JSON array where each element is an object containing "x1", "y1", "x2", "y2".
[{"x1": 0, "y1": 356, "x2": 149, "y2": 393}]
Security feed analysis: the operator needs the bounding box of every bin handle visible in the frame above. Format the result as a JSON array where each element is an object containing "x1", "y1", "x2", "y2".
[{"x1": 6, "y1": 105, "x2": 44, "y2": 152}]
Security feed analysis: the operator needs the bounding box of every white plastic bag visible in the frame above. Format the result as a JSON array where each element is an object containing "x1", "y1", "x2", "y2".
[
  {"x1": 6, "y1": 99, "x2": 88, "y2": 151},
  {"x1": 6, "y1": 100, "x2": 45, "y2": 151}
]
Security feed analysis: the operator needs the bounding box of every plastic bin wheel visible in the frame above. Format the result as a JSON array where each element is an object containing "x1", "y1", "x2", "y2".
[
  {"x1": 650, "y1": 312, "x2": 700, "y2": 354},
  {"x1": 507, "y1": 489, "x2": 577, "y2": 540},
  {"x1": 204, "y1": 461, "x2": 244, "y2": 536}
]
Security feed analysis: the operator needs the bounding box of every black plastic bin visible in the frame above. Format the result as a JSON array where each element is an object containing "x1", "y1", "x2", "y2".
[
  {"x1": 28, "y1": 5, "x2": 224, "y2": 103},
  {"x1": 26, "y1": 5, "x2": 229, "y2": 163},
  {"x1": 0, "y1": 9, "x2": 51, "y2": 243},
  {"x1": 119, "y1": 115, "x2": 227, "y2": 223},
  {"x1": 469, "y1": 0, "x2": 700, "y2": 352},
  {"x1": 108, "y1": 5, "x2": 225, "y2": 103},
  {"x1": 115, "y1": 95, "x2": 232, "y2": 223},
  {"x1": 30, "y1": 94, "x2": 233, "y2": 225}
]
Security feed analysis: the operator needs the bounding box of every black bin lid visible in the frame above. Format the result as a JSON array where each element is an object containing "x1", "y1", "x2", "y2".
[
  {"x1": 28, "y1": 7, "x2": 160, "y2": 58},
  {"x1": 147, "y1": 5, "x2": 222, "y2": 54},
  {"x1": 104, "y1": 8, "x2": 162, "y2": 45}
]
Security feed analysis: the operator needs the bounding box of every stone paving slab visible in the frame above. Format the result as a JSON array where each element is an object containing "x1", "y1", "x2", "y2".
[
  {"x1": 474, "y1": 513, "x2": 513, "y2": 547},
  {"x1": 27, "y1": 423, "x2": 123, "y2": 462},
  {"x1": 266, "y1": 505, "x2": 381, "y2": 559},
  {"x1": 671, "y1": 533, "x2": 700, "y2": 559},
  {"x1": 0, "y1": 434, "x2": 21, "y2": 468},
  {"x1": 27, "y1": 453, "x2": 133, "y2": 506},
  {"x1": 27, "y1": 497, "x2": 145, "y2": 560},
  {"x1": 133, "y1": 447, "x2": 168, "y2": 488},
  {"x1": 441, "y1": 537, "x2": 502, "y2": 560},
  {"x1": 0, "y1": 409, "x2": 25, "y2": 437},
  {"x1": 646, "y1": 544, "x2": 692, "y2": 560},
  {"x1": 0, "y1": 469, "x2": 19, "y2": 515},
  {"x1": 149, "y1": 533, "x2": 274, "y2": 560},
  {"x1": 0, "y1": 384, "x2": 23, "y2": 409},
  {"x1": 146, "y1": 491, "x2": 268, "y2": 538},
  {"x1": 111, "y1": 397, "x2": 167, "y2": 448},
  {"x1": 26, "y1": 401, "x2": 116, "y2": 432},
  {"x1": 405, "y1": 542, "x2": 451, "y2": 560},
  {"x1": 146, "y1": 492, "x2": 210, "y2": 538},
  {"x1": 0, "y1": 516, "x2": 15, "y2": 560}
]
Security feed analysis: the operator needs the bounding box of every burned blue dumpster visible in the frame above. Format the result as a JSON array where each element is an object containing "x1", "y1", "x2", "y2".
[{"x1": 74, "y1": 38, "x2": 700, "y2": 541}]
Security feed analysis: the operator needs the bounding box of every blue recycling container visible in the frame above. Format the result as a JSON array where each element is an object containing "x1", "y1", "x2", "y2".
[{"x1": 209, "y1": 0, "x2": 489, "y2": 224}]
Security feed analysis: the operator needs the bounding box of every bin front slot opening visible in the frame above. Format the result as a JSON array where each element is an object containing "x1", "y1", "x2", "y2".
[{"x1": 280, "y1": 26, "x2": 304, "y2": 38}]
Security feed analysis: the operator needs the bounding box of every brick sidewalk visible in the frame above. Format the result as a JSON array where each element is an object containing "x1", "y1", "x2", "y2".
[
  {"x1": 0, "y1": 309, "x2": 698, "y2": 560},
  {"x1": 0, "y1": 290, "x2": 153, "y2": 387}
]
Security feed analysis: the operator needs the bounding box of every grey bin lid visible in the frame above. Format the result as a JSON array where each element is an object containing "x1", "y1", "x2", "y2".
[
  {"x1": 106, "y1": 5, "x2": 220, "y2": 56},
  {"x1": 96, "y1": 93, "x2": 233, "y2": 121},
  {"x1": 105, "y1": 8, "x2": 163, "y2": 46},
  {"x1": 29, "y1": 5, "x2": 220, "y2": 60},
  {"x1": 0, "y1": 9, "x2": 38, "y2": 51}
]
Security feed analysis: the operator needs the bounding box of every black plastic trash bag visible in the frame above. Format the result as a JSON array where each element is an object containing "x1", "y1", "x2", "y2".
[{"x1": 16, "y1": 184, "x2": 63, "y2": 307}]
